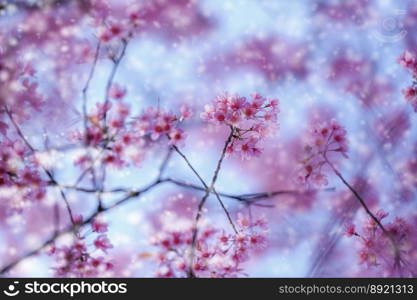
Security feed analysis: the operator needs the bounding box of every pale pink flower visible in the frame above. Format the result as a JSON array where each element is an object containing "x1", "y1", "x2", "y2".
[
  {"x1": 179, "y1": 105, "x2": 193, "y2": 121},
  {"x1": 168, "y1": 128, "x2": 187, "y2": 146},
  {"x1": 108, "y1": 84, "x2": 127, "y2": 100},
  {"x1": 94, "y1": 235, "x2": 113, "y2": 253},
  {"x1": 92, "y1": 218, "x2": 108, "y2": 233}
]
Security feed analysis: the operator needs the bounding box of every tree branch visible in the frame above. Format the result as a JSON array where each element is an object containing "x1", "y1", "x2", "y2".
[
  {"x1": 0, "y1": 179, "x2": 161, "y2": 274},
  {"x1": 324, "y1": 155, "x2": 401, "y2": 266}
]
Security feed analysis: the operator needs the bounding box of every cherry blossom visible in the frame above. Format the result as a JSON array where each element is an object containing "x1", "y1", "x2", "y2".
[
  {"x1": 92, "y1": 218, "x2": 109, "y2": 233},
  {"x1": 150, "y1": 213, "x2": 268, "y2": 278},
  {"x1": 108, "y1": 83, "x2": 127, "y2": 100},
  {"x1": 201, "y1": 93, "x2": 279, "y2": 160},
  {"x1": 49, "y1": 238, "x2": 114, "y2": 277},
  {"x1": 346, "y1": 211, "x2": 417, "y2": 277},
  {"x1": 297, "y1": 119, "x2": 348, "y2": 186}
]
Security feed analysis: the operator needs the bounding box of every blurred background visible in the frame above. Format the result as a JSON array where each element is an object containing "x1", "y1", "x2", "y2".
[{"x1": 0, "y1": 0, "x2": 416, "y2": 277}]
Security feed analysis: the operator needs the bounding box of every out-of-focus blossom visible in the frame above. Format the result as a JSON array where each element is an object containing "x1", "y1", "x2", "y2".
[
  {"x1": 149, "y1": 213, "x2": 268, "y2": 278},
  {"x1": 297, "y1": 119, "x2": 348, "y2": 186}
]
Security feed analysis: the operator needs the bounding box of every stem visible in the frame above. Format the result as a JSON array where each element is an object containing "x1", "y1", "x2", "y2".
[
  {"x1": 324, "y1": 156, "x2": 401, "y2": 264},
  {"x1": 187, "y1": 127, "x2": 235, "y2": 277},
  {"x1": 102, "y1": 38, "x2": 128, "y2": 129}
]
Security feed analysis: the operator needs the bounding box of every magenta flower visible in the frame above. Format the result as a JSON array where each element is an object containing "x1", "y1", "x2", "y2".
[
  {"x1": 108, "y1": 83, "x2": 127, "y2": 100},
  {"x1": 92, "y1": 219, "x2": 109, "y2": 233},
  {"x1": 298, "y1": 119, "x2": 348, "y2": 187},
  {"x1": 201, "y1": 93, "x2": 279, "y2": 160},
  {"x1": 94, "y1": 235, "x2": 114, "y2": 253}
]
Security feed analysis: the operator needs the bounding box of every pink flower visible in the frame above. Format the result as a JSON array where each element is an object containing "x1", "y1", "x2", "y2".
[
  {"x1": 92, "y1": 218, "x2": 108, "y2": 233},
  {"x1": 201, "y1": 93, "x2": 279, "y2": 160},
  {"x1": 109, "y1": 24, "x2": 123, "y2": 36},
  {"x1": 237, "y1": 138, "x2": 262, "y2": 160},
  {"x1": 398, "y1": 51, "x2": 417, "y2": 112},
  {"x1": 312, "y1": 173, "x2": 328, "y2": 186},
  {"x1": 375, "y1": 209, "x2": 389, "y2": 221},
  {"x1": 150, "y1": 212, "x2": 268, "y2": 278},
  {"x1": 248, "y1": 233, "x2": 267, "y2": 249},
  {"x1": 133, "y1": 107, "x2": 187, "y2": 147},
  {"x1": 95, "y1": 102, "x2": 112, "y2": 120},
  {"x1": 214, "y1": 111, "x2": 227, "y2": 122},
  {"x1": 344, "y1": 224, "x2": 357, "y2": 237},
  {"x1": 346, "y1": 211, "x2": 417, "y2": 276},
  {"x1": 99, "y1": 30, "x2": 112, "y2": 43},
  {"x1": 108, "y1": 84, "x2": 127, "y2": 100},
  {"x1": 398, "y1": 50, "x2": 417, "y2": 74},
  {"x1": 200, "y1": 104, "x2": 215, "y2": 121},
  {"x1": 168, "y1": 128, "x2": 187, "y2": 146},
  {"x1": 98, "y1": 22, "x2": 125, "y2": 43},
  {"x1": 73, "y1": 215, "x2": 84, "y2": 225},
  {"x1": 298, "y1": 119, "x2": 348, "y2": 187},
  {"x1": 49, "y1": 237, "x2": 114, "y2": 277},
  {"x1": 94, "y1": 235, "x2": 113, "y2": 253},
  {"x1": 237, "y1": 212, "x2": 251, "y2": 228},
  {"x1": 230, "y1": 96, "x2": 247, "y2": 111},
  {"x1": 179, "y1": 105, "x2": 193, "y2": 121}
]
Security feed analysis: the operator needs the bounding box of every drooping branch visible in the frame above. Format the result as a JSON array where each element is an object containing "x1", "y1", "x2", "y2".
[
  {"x1": 171, "y1": 145, "x2": 209, "y2": 189},
  {"x1": 186, "y1": 126, "x2": 236, "y2": 277}
]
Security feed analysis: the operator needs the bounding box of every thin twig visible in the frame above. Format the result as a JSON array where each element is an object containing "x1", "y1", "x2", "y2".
[
  {"x1": 172, "y1": 145, "x2": 209, "y2": 189},
  {"x1": 187, "y1": 127, "x2": 236, "y2": 277},
  {"x1": 82, "y1": 40, "x2": 101, "y2": 138},
  {"x1": 157, "y1": 147, "x2": 174, "y2": 180},
  {"x1": 324, "y1": 155, "x2": 401, "y2": 265}
]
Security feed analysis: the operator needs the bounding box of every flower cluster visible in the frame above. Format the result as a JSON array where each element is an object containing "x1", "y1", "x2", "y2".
[
  {"x1": 133, "y1": 105, "x2": 191, "y2": 147},
  {"x1": 297, "y1": 119, "x2": 348, "y2": 186},
  {"x1": 345, "y1": 210, "x2": 417, "y2": 277},
  {"x1": 48, "y1": 218, "x2": 114, "y2": 277},
  {"x1": 0, "y1": 140, "x2": 46, "y2": 213},
  {"x1": 398, "y1": 51, "x2": 417, "y2": 112},
  {"x1": 201, "y1": 93, "x2": 279, "y2": 160},
  {"x1": 150, "y1": 213, "x2": 268, "y2": 278},
  {"x1": 92, "y1": 4, "x2": 141, "y2": 44},
  {"x1": 0, "y1": 62, "x2": 44, "y2": 132},
  {"x1": 71, "y1": 86, "x2": 192, "y2": 169},
  {"x1": 71, "y1": 93, "x2": 135, "y2": 168}
]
